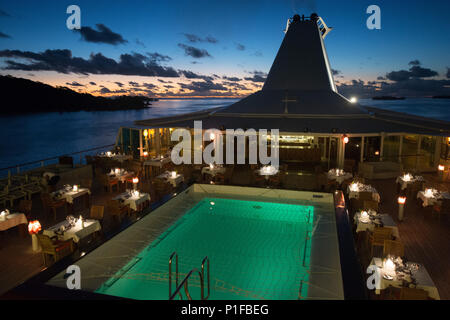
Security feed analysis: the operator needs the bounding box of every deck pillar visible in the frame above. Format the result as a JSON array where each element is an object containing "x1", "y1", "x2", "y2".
[{"x1": 360, "y1": 136, "x2": 364, "y2": 163}]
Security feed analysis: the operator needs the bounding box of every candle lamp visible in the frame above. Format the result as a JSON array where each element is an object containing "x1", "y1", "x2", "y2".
[
  {"x1": 171, "y1": 171, "x2": 177, "y2": 178},
  {"x1": 28, "y1": 220, "x2": 42, "y2": 252},
  {"x1": 349, "y1": 182, "x2": 359, "y2": 192},
  {"x1": 73, "y1": 185, "x2": 78, "y2": 192},
  {"x1": 438, "y1": 165, "x2": 445, "y2": 182},
  {"x1": 424, "y1": 188, "x2": 433, "y2": 198},
  {"x1": 132, "y1": 177, "x2": 139, "y2": 190},
  {"x1": 383, "y1": 257, "x2": 396, "y2": 277},
  {"x1": 210, "y1": 163, "x2": 214, "y2": 170},
  {"x1": 398, "y1": 196, "x2": 406, "y2": 221}
]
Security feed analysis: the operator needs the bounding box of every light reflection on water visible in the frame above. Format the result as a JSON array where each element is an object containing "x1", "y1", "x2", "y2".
[{"x1": 0, "y1": 97, "x2": 448, "y2": 169}]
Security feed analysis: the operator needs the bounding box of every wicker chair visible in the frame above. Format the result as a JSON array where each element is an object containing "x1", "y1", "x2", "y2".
[
  {"x1": 40, "y1": 193, "x2": 67, "y2": 220},
  {"x1": 368, "y1": 227, "x2": 393, "y2": 257},
  {"x1": 90, "y1": 205, "x2": 104, "y2": 236},
  {"x1": 399, "y1": 287, "x2": 429, "y2": 300},
  {"x1": 107, "y1": 200, "x2": 130, "y2": 223},
  {"x1": 432, "y1": 198, "x2": 450, "y2": 221},
  {"x1": 37, "y1": 234, "x2": 74, "y2": 266},
  {"x1": 99, "y1": 174, "x2": 119, "y2": 193},
  {"x1": 17, "y1": 199, "x2": 33, "y2": 219},
  {"x1": 363, "y1": 200, "x2": 379, "y2": 211},
  {"x1": 383, "y1": 239, "x2": 405, "y2": 257}
]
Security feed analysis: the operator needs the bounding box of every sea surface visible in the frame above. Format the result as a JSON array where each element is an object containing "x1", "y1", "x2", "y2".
[{"x1": 0, "y1": 97, "x2": 449, "y2": 171}]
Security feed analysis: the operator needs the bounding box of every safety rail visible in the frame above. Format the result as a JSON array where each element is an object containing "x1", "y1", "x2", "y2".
[
  {"x1": 169, "y1": 255, "x2": 210, "y2": 300},
  {"x1": 0, "y1": 144, "x2": 115, "y2": 178}
]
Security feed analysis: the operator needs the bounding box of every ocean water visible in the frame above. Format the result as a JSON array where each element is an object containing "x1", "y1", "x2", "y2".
[{"x1": 0, "y1": 97, "x2": 448, "y2": 171}]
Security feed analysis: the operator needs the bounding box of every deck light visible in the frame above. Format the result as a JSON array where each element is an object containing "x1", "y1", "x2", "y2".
[
  {"x1": 383, "y1": 257, "x2": 396, "y2": 277},
  {"x1": 28, "y1": 220, "x2": 42, "y2": 252},
  {"x1": 143, "y1": 151, "x2": 148, "y2": 157},
  {"x1": 73, "y1": 185, "x2": 78, "y2": 192},
  {"x1": 438, "y1": 165, "x2": 445, "y2": 181},
  {"x1": 375, "y1": 151, "x2": 380, "y2": 156},
  {"x1": 133, "y1": 177, "x2": 139, "y2": 190},
  {"x1": 397, "y1": 196, "x2": 406, "y2": 221},
  {"x1": 342, "y1": 135, "x2": 349, "y2": 144},
  {"x1": 143, "y1": 129, "x2": 148, "y2": 138},
  {"x1": 171, "y1": 171, "x2": 177, "y2": 178},
  {"x1": 438, "y1": 165, "x2": 445, "y2": 171},
  {"x1": 350, "y1": 97, "x2": 357, "y2": 103}
]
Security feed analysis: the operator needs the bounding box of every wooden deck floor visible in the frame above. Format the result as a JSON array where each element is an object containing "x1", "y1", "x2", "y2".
[
  {"x1": 366, "y1": 174, "x2": 450, "y2": 300},
  {"x1": 1, "y1": 169, "x2": 449, "y2": 299}
]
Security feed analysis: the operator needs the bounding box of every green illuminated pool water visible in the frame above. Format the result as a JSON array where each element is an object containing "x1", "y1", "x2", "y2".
[{"x1": 96, "y1": 197, "x2": 314, "y2": 300}]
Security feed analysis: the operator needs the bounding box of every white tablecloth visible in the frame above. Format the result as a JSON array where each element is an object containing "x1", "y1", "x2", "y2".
[
  {"x1": 157, "y1": 172, "x2": 184, "y2": 187},
  {"x1": 53, "y1": 188, "x2": 91, "y2": 204},
  {"x1": 396, "y1": 175, "x2": 424, "y2": 190},
  {"x1": 354, "y1": 212, "x2": 400, "y2": 239},
  {"x1": 0, "y1": 213, "x2": 27, "y2": 231},
  {"x1": 417, "y1": 190, "x2": 450, "y2": 207},
  {"x1": 347, "y1": 183, "x2": 381, "y2": 202},
  {"x1": 201, "y1": 166, "x2": 226, "y2": 177},
  {"x1": 369, "y1": 257, "x2": 440, "y2": 300},
  {"x1": 43, "y1": 219, "x2": 101, "y2": 243},
  {"x1": 327, "y1": 170, "x2": 353, "y2": 184},
  {"x1": 113, "y1": 192, "x2": 151, "y2": 211},
  {"x1": 144, "y1": 157, "x2": 171, "y2": 168}
]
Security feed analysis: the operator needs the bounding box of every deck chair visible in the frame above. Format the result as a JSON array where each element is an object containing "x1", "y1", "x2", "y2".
[
  {"x1": 40, "y1": 193, "x2": 67, "y2": 220},
  {"x1": 359, "y1": 191, "x2": 374, "y2": 201},
  {"x1": 399, "y1": 287, "x2": 429, "y2": 300},
  {"x1": 90, "y1": 205, "x2": 105, "y2": 236},
  {"x1": 17, "y1": 199, "x2": 33, "y2": 219},
  {"x1": 107, "y1": 200, "x2": 129, "y2": 223},
  {"x1": 383, "y1": 239, "x2": 405, "y2": 257},
  {"x1": 21, "y1": 182, "x2": 42, "y2": 200},
  {"x1": 37, "y1": 234, "x2": 74, "y2": 266},
  {"x1": 99, "y1": 174, "x2": 119, "y2": 193},
  {"x1": 432, "y1": 198, "x2": 450, "y2": 221},
  {"x1": 368, "y1": 227, "x2": 393, "y2": 257}
]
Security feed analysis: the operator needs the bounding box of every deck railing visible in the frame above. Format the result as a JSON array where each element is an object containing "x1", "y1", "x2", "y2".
[{"x1": 0, "y1": 144, "x2": 115, "y2": 178}]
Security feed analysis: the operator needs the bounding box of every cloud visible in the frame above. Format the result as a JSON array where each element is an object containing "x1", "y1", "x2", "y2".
[
  {"x1": 331, "y1": 69, "x2": 341, "y2": 75},
  {"x1": 66, "y1": 81, "x2": 84, "y2": 87},
  {"x1": 178, "y1": 44, "x2": 212, "y2": 58},
  {"x1": 386, "y1": 62, "x2": 438, "y2": 81},
  {"x1": 158, "y1": 79, "x2": 172, "y2": 83},
  {"x1": 179, "y1": 70, "x2": 213, "y2": 81},
  {"x1": 115, "y1": 81, "x2": 124, "y2": 87},
  {"x1": 183, "y1": 33, "x2": 218, "y2": 44},
  {"x1": 252, "y1": 50, "x2": 263, "y2": 57},
  {"x1": 89, "y1": 81, "x2": 96, "y2": 85},
  {"x1": 128, "y1": 81, "x2": 139, "y2": 87},
  {"x1": 244, "y1": 70, "x2": 267, "y2": 83},
  {"x1": 179, "y1": 80, "x2": 227, "y2": 94},
  {"x1": 222, "y1": 76, "x2": 241, "y2": 81},
  {"x1": 0, "y1": 31, "x2": 11, "y2": 38},
  {"x1": 0, "y1": 49, "x2": 179, "y2": 77},
  {"x1": 147, "y1": 52, "x2": 172, "y2": 62},
  {"x1": 236, "y1": 43, "x2": 245, "y2": 51},
  {"x1": 75, "y1": 24, "x2": 127, "y2": 45},
  {"x1": 135, "y1": 39, "x2": 146, "y2": 48}
]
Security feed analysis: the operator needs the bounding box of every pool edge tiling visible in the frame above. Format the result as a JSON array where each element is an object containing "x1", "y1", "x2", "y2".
[{"x1": 45, "y1": 184, "x2": 344, "y2": 300}]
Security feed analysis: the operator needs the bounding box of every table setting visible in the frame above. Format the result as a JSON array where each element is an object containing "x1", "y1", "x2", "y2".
[
  {"x1": 144, "y1": 155, "x2": 171, "y2": 168},
  {"x1": 347, "y1": 182, "x2": 381, "y2": 202},
  {"x1": 108, "y1": 168, "x2": 134, "y2": 183},
  {"x1": 43, "y1": 215, "x2": 101, "y2": 243},
  {"x1": 157, "y1": 171, "x2": 184, "y2": 187},
  {"x1": 396, "y1": 173, "x2": 424, "y2": 190},
  {"x1": 52, "y1": 184, "x2": 91, "y2": 204},
  {"x1": 417, "y1": 188, "x2": 450, "y2": 207},
  {"x1": 354, "y1": 210, "x2": 400, "y2": 238},
  {"x1": 98, "y1": 151, "x2": 133, "y2": 163},
  {"x1": 202, "y1": 164, "x2": 226, "y2": 177},
  {"x1": 327, "y1": 168, "x2": 353, "y2": 184},
  {"x1": 0, "y1": 209, "x2": 28, "y2": 231},
  {"x1": 369, "y1": 256, "x2": 440, "y2": 299},
  {"x1": 112, "y1": 189, "x2": 151, "y2": 211}
]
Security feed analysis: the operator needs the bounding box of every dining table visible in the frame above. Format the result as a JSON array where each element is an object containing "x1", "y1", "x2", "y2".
[
  {"x1": 52, "y1": 187, "x2": 91, "y2": 204},
  {"x1": 201, "y1": 166, "x2": 226, "y2": 178},
  {"x1": 368, "y1": 257, "x2": 440, "y2": 300},
  {"x1": 354, "y1": 211, "x2": 400, "y2": 239},
  {"x1": 157, "y1": 171, "x2": 184, "y2": 187},
  {"x1": 112, "y1": 191, "x2": 151, "y2": 211},
  {"x1": 43, "y1": 218, "x2": 101, "y2": 244},
  {"x1": 0, "y1": 212, "x2": 27, "y2": 232},
  {"x1": 396, "y1": 174, "x2": 424, "y2": 191},
  {"x1": 327, "y1": 169, "x2": 353, "y2": 184},
  {"x1": 417, "y1": 189, "x2": 450, "y2": 207},
  {"x1": 98, "y1": 152, "x2": 133, "y2": 163},
  {"x1": 144, "y1": 156, "x2": 171, "y2": 168},
  {"x1": 107, "y1": 170, "x2": 134, "y2": 183},
  {"x1": 347, "y1": 182, "x2": 381, "y2": 202}
]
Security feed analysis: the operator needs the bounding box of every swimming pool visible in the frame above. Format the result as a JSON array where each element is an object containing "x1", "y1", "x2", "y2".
[
  {"x1": 96, "y1": 197, "x2": 314, "y2": 300},
  {"x1": 46, "y1": 184, "x2": 344, "y2": 300}
]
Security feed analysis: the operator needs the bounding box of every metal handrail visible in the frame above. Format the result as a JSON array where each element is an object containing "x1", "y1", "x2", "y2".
[
  {"x1": 168, "y1": 252, "x2": 181, "y2": 299},
  {"x1": 169, "y1": 255, "x2": 210, "y2": 300}
]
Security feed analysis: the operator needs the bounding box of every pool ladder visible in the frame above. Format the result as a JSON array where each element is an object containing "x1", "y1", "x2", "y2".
[{"x1": 168, "y1": 252, "x2": 210, "y2": 300}]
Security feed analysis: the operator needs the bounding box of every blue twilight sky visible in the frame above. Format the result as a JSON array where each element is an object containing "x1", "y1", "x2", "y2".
[{"x1": 0, "y1": 0, "x2": 449, "y2": 98}]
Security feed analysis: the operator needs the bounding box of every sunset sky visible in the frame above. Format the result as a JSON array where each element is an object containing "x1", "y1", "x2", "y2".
[{"x1": 0, "y1": 0, "x2": 449, "y2": 98}]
